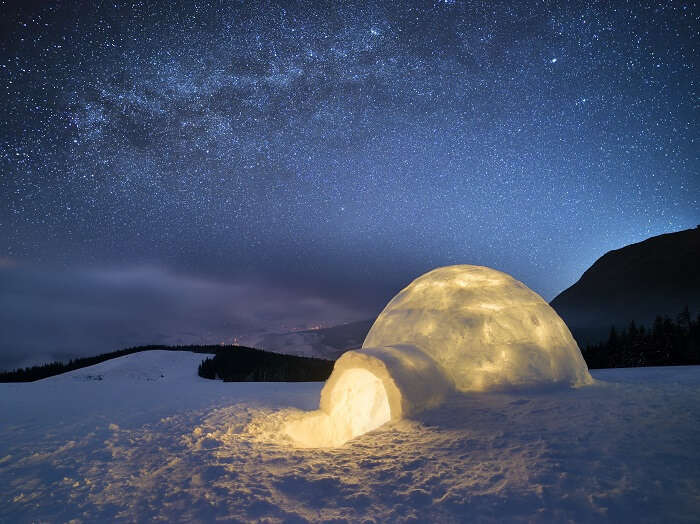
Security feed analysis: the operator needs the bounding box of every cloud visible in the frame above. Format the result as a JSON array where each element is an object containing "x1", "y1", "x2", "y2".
[
  {"x1": 0, "y1": 257, "x2": 18, "y2": 269},
  {"x1": 0, "y1": 265, "x2": 369, "y2": 371}
]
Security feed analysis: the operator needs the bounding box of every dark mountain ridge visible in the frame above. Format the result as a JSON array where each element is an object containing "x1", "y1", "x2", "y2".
[{"x1": 551, "y1": 226, "x2": 700, "y2": 345}]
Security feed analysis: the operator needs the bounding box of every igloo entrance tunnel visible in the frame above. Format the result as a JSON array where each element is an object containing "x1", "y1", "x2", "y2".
[{"x1": 285, "y1": 265, "x2": 593, "y2": 447}]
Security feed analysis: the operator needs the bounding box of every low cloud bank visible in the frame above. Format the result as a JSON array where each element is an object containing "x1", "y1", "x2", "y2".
[{"x1": 0, "y1": 264, "x2": 367, "y2": 371}]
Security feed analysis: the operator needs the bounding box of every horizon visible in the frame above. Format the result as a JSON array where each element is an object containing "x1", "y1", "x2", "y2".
[{"x1": 1, "y1": 225, "x2": 694, "y2": 371}]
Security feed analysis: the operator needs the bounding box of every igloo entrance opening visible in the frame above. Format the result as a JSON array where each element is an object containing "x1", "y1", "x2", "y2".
[
  {"x1": 284, "y1": 368, "x2": 391, "y2": 448},
  {"x1": 328, "y1": 368, "x2": 391, "y2": 438}
]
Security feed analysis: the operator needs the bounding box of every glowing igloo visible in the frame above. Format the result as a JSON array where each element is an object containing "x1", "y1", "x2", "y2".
[
  {"x1": 285, "y1": 265, "x2": 592, "y2": 447},
  {"x1": 364, "y1": 265, "x2": 593, "y2": 392}
]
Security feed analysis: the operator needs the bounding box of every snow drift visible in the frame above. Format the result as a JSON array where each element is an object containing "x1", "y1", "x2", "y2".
[{"x1": 286, "y1": 265, "x2": 593, "y2": 447}]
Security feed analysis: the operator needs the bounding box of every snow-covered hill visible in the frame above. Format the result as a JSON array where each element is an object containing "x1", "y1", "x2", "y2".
[
  {"x1": 1, "y1": 350, "x2": 699, "y2": 522},
  {"x1": 47, "y1": 349, "x2": 210, "y2": 382},
  {"x1": 243, "y1": 319, "x2": 373, "y2": 360}
]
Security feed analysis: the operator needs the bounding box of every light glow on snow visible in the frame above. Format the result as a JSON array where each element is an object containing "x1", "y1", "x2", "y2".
[{"x1": 285, "y1": 368, "x2": 391, "y2": 447}]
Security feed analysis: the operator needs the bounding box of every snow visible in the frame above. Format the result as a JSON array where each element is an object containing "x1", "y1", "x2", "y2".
[
  {"x1": 48, "y1": 349, "x2": 209, "y2": 382},
  {"x1": 1, "y1": 350, "x2": 699, "y2": 522},
  {"x1": 364, "y1": 265, "x2": 593, "y2": 391}
]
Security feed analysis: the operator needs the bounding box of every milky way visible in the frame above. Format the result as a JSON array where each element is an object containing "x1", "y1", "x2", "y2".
[{"x1": 1, "y1": 1, "x2": 697, "y2": 341}]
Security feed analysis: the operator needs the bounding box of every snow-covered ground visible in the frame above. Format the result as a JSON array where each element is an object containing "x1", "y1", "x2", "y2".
[{"x1": 1, "y1": 350, "x2": 699, "y2": 522}]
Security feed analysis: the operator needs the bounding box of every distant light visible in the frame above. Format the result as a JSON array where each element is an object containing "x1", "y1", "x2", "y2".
[{"x1": 550, "y1": 58, "x2": 558, "y2": 64}]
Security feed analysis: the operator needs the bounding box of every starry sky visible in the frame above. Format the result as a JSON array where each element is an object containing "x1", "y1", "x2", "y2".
[{"x1": 1, "y1": 0, "x2": 698, "y2": 369}]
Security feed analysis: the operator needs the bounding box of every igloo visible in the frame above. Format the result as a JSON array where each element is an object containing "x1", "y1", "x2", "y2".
[{"x1": 285, "y1": 265, "x2": 593, "y2": 447}]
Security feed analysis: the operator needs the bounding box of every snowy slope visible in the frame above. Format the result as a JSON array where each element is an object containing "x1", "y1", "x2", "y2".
[
  {"x1": 1, "y1": 351, "x2": 699, "y2": 522},
  {"x1": 49, "y1": 349, "x2": 211, "y2": 382},
  {"x1": 243, "y1": 319, "x2": 373, "y2": 360}
]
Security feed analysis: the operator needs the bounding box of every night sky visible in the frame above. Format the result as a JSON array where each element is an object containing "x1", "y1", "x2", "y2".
[{"x1": 1, "y1": 1, "x2": 698, "y2": 369}]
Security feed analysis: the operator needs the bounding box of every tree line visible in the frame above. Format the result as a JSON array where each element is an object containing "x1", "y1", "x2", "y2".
[
  {"x1": 197, "y1": 347, "x2": 334, "y2": 381},
  {"x1": 0, "y1": 344, "x2": 334, "y2": 383},
  {"x1": 582, "y1": 307, "x2": 700, "y2": 369}
]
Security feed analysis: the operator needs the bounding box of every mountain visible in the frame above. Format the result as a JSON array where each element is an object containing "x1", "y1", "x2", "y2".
[
  {"x1": 246, "y1": 319, "x2": 374, "y2": 360},
  {"x1": 551, "y1": 226, "x2": 700, "y2": 345}
]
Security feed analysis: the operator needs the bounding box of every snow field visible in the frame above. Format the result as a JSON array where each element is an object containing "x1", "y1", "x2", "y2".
[{"x1": 1, "y1": 351, "x2": 699, "y2": 522}]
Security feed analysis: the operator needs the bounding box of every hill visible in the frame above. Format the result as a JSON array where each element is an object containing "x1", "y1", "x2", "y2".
[
  {"x1": 248, "y1": 319, "x2": 374, "y2": 360},
  {"x1": 551, "y1": 226, "x2": 700, "y2": 345}
]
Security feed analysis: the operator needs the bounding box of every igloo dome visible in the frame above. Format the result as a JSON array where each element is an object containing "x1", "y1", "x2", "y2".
[
  {"x1": 285, "y1": 265, "x2": 592, "y2": 447},
  {"x1": 363, "y1": 265, "x2": 593, "y2": 392}
]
